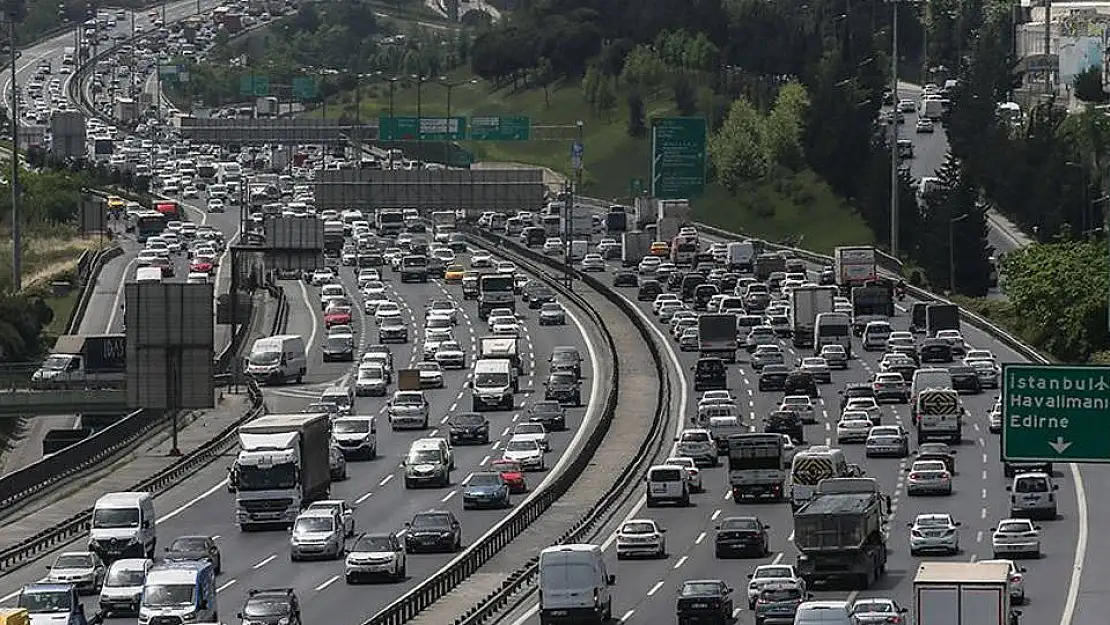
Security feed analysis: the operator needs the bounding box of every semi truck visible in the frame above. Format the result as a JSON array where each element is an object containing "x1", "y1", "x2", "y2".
[
  {"x1": 925, "y1": 303, "x2": 960, "y2": 337},
  {"x1": 789, "y1": 285, "x2": 836, "y2": 348},
  {"x1": 232, "y1": 413, "x2": 332, "y2": 531},
  {"x1": 793, "y1": 478, "x2": 889, "y2": 589},
  {"x1": 698, "y1": 314, "x2": 738, "y2": 363},
  {"x1": 914, "y1": 561, "x2": 1015, "y2": 625},
  {"x1": 479, "y1": 336, "x2": 523, "y2": 373},
  {"x1": 621, "y1": 231, "x2": 653, "y2": 266},
  {"x1": 726, "y1": 433, "x2": 786, "y2": 500},
  {"x1": 32, "y1": 334, "x2": 126, "y2": 388},
  {"x1": 833, "y1": 246, "x2": 878, "y2": 293}
]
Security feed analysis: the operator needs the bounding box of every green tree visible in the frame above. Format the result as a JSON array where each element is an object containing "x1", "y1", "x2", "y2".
[
  {"x1": 582, "y1": 65, "x2": 602, "y2": 103},
  {"x1": 595, "y1": 77, "x2": 617, "y2": 120},
  {"x1": 672, "y1": 73, "x2": 696, "y2": 115},
  {"x1": 619, "y1": 45, "x2": 667, "y2": 94},
  {"x1": 1073, "y1": 67, "x2": 1108, "y2": 104},
  {"x1": 709, "y1": 98, "x2": 769, "y2": 189},
  {"x1": 626, "y1": 91, "x2": 646, "y2": 137},
  {"x1": 533, "y1": 57, "x2": 555, "y2": 107},
  {"x1": 763, "y1": 81, "x2": 810, "y2": 170},
  {"x1": 919, "y1": 153, "x2": 994, "y2": 295}
]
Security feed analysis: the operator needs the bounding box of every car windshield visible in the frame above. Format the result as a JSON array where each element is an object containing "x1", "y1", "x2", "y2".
[
  {"x1": 105, "y1": 566, "x2": 146, "y2": 587},
  {"x1": 244, "y1": 598, "x2": 291, "y2": 617},
  {"x1": 92, "y1": 507, "x2": 139, "y2": 528},
  {"x1": 294, "y1": 517, "x2": 334, "y2": 533},
  {"x1": 914, "y1": 462, "x2": 947, "y2": 472},
  {"x1": 721, "y1": 518, "x2": 760, "y2": 530},
  {"x1": 169, "y1": 537, "x2": 207, "y2": 551},
  {"x1": 439, "y1": 341, "x2": 461, "y2": 351},
  {"x1": 143, "y1": 584, "x2": 194, "y2": 607},
  {"x1": 506, "y1": 439, "x2": 538, "y2": 452},
  {"x1": 468, "y1": 474, "x2": 503, "y2": 487},
  {"x1": 354, "y1": 536, "x2": 395, "y2": 552},
  {"x1": 408, "y1": 450, "x2": 441, "y2": 464},
  {"x1": 335, "y1": 420, "x2": 370, "y2": 434},
  {"x1": 395, "y1": 394, "x2": 423, "y2": 406},
  {"x1": 54, "y1": 554, "x2": 93, "y2": 568},
  {"x1": 680, "y1": 582, "x2": 722, "y2": 597},
  {"x1": 622, "y1": 522, "x2": 657, "y2": 534},
  {"x1": 532, "y1": 402, "x2": 562, "y2": 415},
  {"x1": 411, "y1": 514, "x2": 451, "y2": 529},
  {"x1": 325, "y1": 336, "x2": 350, "y2": 349},
  {"x1": 853, "y1": 602, "x2": 895, "y2": 613},
  {"x1": 19, "y1": 590, "x2": 72, "y2": 613},
  {"x1": 451, "y1": 414, "x2": 484, "y2": 426},
  {"x1": 1016, "y1": 478, "x2": 1049, "y2": 492},
  {"x1": 681, "y1": 431, "x2": 710, "y2": 442},
  {"x1": 475, "y1": 372, "x2": 508, "y2": 386}
]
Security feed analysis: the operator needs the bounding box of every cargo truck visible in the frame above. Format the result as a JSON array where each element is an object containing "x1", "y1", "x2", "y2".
[
  {"x1": 323, "y1": 220, "x2": 344, "y2": 254},
  {"x1": 833, "y1": 246, "x2": 878, "y2": 294},
  {"x1": 789, "y1": 285, "x2": 836, "y2": 348},
  {"x1": 621, "y1": 231, "x2": 653, "y2": 266},
  {"x1": 914, "y1": 561, "x2": 1016, "y2": 625},
  {"x1": 32, "y1": 334, "x2": 126, "y2": 388},
  {"x1": 478, "y1": 274, "x2": 516, "y2": 319},
  {"x1": 914, "y1": 388, "x2": 964, "y2": 444},
  {"x1": 726, "y1": 241, "x2": 755, "y2": 272},
  {"x1": 925, "y1": 303, "x2": 960, "y2": 337},
  {"x1": 698, "y1": 314, "x2": 738, "y2": 363},
  {"x1": 851, "y1": 282, "x2": 895, "y2": 335},
  {"x1": 479, "y1": 336, "x2": 524, "y2": 373},
  {"x1": 727, "y1": 433, "x2": 786, "y2": 500},
  {"x1": 232, "y1": 413, "x2": 332, "y2": 531},
  {"x1": 754, "y1": 253, "x2": 786, "y2": 281},
  {"x1": 656, "y1": 217, "x2": 682, "y2": 244},
  {"x1": 793, "y1": 478, "x2": 889, "y2": 588},
  {"x1": 605, "y1": 207, "x2": 628, "y2": 232}
]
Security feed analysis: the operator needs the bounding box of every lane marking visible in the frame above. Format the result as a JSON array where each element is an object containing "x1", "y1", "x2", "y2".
[
  {"x1": 314, "y1": 574, "x2": 340, "y2": 592},
  {"x1": 252, "y1": 555, "x2": 275, "y2": 569},
  {"x1": 672, "y1": 555, "x2": 688, "y2": 569},
  {"x1": 379, "y1": 474, "x2": 393, "y2": 487},
  {"x1": 355, "y1": 491, "x2": 374, "y2": 504},
  {"x1": 217, "y1": 579, "x2": 237, "y2": 593},
  {"x1": 1062, "y1": 464, "x2": 1089, "y2": 625},
  {"x1": 646, "y1": 581, "x2": 664, "y2": 596}
]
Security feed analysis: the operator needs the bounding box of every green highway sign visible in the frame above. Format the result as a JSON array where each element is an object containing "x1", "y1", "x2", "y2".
[
  {"x1": 292, "y1": 77, "x2": 317, "y2": 99},
  {"x1": 1002, "y1": 364, "x2": 1110, "y2": 462},
  {"x1": 379, "y1": 116, "x2": 467, "y2": 141},
  {"x1": 239, "y1": 75, "x2": 270, "y2": 97},
  {"x1": 469, "y1": 116, "x2": 531, "y2": 141},
  {"x1": 651, "y1": 116, "x2": 707, "y2": 199}
]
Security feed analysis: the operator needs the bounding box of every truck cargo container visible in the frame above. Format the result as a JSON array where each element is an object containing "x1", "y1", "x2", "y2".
[
  {"x1": 794, "y1": 478, "x2": 888, "y2": 588},
  {"x1": 790, "y1": 285, "x2": 836, "y2": 348},
  {"x1": 833, "y1": 246, "x2": 877, "y2": 293},
  {"x1": 32, "y1": 334, "x2": 126, "y2": 387},
  {"x1": 914, "y1": 561, "x2": 1014, "y2": 625},
  {"x1": 697, "y1": 314, "x2": 738, "y2": 363}
]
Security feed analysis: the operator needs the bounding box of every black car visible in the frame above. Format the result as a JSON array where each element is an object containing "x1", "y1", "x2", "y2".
[
  {"x1": 522, "y1": 226, "x2": 546, "y2": 246},
  {"x1": 675, "y1": 579, "x2": 735, "y2": 624},
  {"x1": 322, "y1": 335, "x2": 355, "y2": 362},
  {"x1": 239, "y1": 588, "x2": 301, "y2": 625},
  {"x1": 919, "y1": 338, "x2": 953, "y2": 363},
  {"x1": 404, "y1": 510, "x2": 462, "y2": 553},
  {"x1": 528, "y1": 400, "x2": 567, "y2": 431},
  {"x1": 164, "y1": 535, "x2": 222, "y2": 573},
  {"x1": 840, "y1": 383, "x2": 877, "y2": 411},
  {"x1": 758, "y1": 364, "x2": 790, "y2": 391},
  {"x1": 949, "y1": 365, "x2": 982, "y2": 394},
  {"x1": 694, "y1": 358, "x2": 727, "y2": 391},
  {"x1": 764, "y1": 410, "x2": 804, "y2": 444},
  {"x1": 915, "y1": 443, "x2": 956, "y2": 473},
  {"x1": 784, "y1": 371, "x2": 819, "y2": 398},
  {"x1": 613, "y1": 271, "x2": 638, "y2": 288},
  {"x1": 447, "y1": 412, "x2": 490, "y2": 445},
  {"x1": 529, "y1": 286, "x2": 557, "y2": 308},
  {"x1": 637, "y1": 280, "x2": 663, "y2": 301},
  {"x1": 549, "y1": 346, "x2": 583, "y2": 378},
  {"x1": 544, "y1": 372, "x2": 582, "y2": 406},
  {"x1": 713, "y1": 516, "x2": 770, "y2": 558},
  {"x1": 818, "y1": 267, "x2": 836, "y2": 285}
]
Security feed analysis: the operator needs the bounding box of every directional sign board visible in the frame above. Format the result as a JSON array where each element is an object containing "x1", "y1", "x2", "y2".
[
  {"x1": 240, "y1": 75, "x2": 270, "y2": 97},
  {"x1": 379, "y1": 116, "x2": 467, "y2": 141},
  {"x1": 1002, "y1": 364, "x2": 1110, "y2": 462},
  {"x1": 292, "y1": 77, "x2": 317, "y2": 100},
  {"x1": 469, "y1": 116, "x2": 530, "y2": 141},
  {"x1": 651, "y1": 116, "x2": 707, "y2": 199}
]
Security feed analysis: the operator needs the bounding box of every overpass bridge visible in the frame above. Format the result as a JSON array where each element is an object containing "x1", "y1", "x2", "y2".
[{"x1": 0, "y1": 389, "x2": 129, "y2": 417}]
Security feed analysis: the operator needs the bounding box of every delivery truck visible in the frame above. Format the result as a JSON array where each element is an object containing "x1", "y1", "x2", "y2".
[
  {"x1": 479, "y1": 336, "x2": 523, "y2": 373},
  {"x1": 789, "y1": 285, "x2": 836, "y2": 348},
  {"x1": 622, "y1": 231, "x2": 653, "y2": 266},
  {"x1": 31, "y1": 334, "x2": 126, "y2": 388},
  {"x1": 698, "y1": 314, "x2": 738, "y2": 363},
  {"x1": 914, "y1": 561, "x2": 1016, "y2": 625},
  {"x1": 232, "y1": 413, "x2": 332, "y2": 531}
]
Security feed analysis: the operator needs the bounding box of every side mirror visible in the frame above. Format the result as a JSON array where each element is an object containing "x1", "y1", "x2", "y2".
[
  {"x1": 906, "y1": 522, "x2": 913, "y2": 528},
  {"x1": 989, "y1": 527, "x2": 996, "y2": 532},
  {"x1": 1019, "y1": 567, "x2": 1027, "y2": 573},
  {"x1": 899, "y1": 607, "x2": 909, "y2": 614},
  {"x1": 954, "y1": 521, "x2": 963, "y2": 526},
  {"x1": 400, "y1": 459, "x2": 406, "y2": 466},
  {"x1": 763, "y1": 524, "x2": 771, "y2": 529},
  {"x1": 164, "y1": 546, "x2": 170, "y2": 552},
  {"x1": 237, "y1": 614, "x2": 244, "y2": 620},
  {"x1": 1035, "y1": 526, "x2": 1042, "y2": 530},
  {"x1": 746, "y1": 574, "x2": 753, "y2": 579},
  {"x1": 1054, "y1": 484, "x2": 1060, "y2": 490},
  {"x1": 661, "y1": 528, "x2": 667, "y2": 533}
]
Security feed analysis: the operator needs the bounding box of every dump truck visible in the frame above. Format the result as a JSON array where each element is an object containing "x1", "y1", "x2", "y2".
[
  {"x1": 790, "y1": 285, "x2": 836, "y2": 348},
  {"x1": 727, "y1": 433, "x2": 786, "y2": 500},
  {"x1": 793, "y1": 478, "x2": 889, "y2": 588},
  {"x1": 698, "y1": 314, "x2": 738, "y2": 363},
  {"x1": 914, "y1": 561, "x2": 1014, "y2": 625},
  {"x1": 32, "y1": 334, "x2": 126, "y2": 388},
  {"x1": 232, "y1": 413, "x2": 332, "y2": 531},
  {"x1": 833, "y1": 246, "x2": 878, "y2": 293}
]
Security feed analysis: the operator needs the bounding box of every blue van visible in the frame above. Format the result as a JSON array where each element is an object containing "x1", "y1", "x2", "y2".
[{"x1": 138, "y1": 561, "x2": 217, "y2": 625}]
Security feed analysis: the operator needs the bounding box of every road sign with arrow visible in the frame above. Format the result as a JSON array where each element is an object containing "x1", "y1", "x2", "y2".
[{"x1": 1002, "y1": 364, "x2": 1110, "y2": 463}]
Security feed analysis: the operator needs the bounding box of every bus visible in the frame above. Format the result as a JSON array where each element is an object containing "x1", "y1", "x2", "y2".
[{"x1": 134, "y1": 210, "x2": 167, "y2": 242}]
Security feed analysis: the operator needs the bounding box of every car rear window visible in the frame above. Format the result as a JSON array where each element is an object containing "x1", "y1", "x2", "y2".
[{"x1": 650, "y1": 468, "x2": 683, "y2": 481}]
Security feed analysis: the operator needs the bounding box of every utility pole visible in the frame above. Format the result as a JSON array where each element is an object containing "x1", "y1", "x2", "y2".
[
  {"x1": 889, "y1": 0, "x2": 900, "y2": 259},
  {"x1": 1044, "y1": 0, "x2": 1052, "y2": 94},
  {"x1": 8, "y1": 9, "x2": 20, "y2": 291}
]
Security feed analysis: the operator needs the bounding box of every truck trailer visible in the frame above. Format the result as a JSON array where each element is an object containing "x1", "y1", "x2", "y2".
[
  {"x1": 914, "y1": 561, "x2": 1015, "y2": 625},
  {"x1": 727, "y1": 433, "x2": 786, "y2": 500},
  {"x1": 233, "y1": 413, "x2": 332, "y2": 531},
  {"x1": 621, "y1": 231, "x2": 653, "y2": 266},
  {"x1": 833, "y1": 246, "x2": 878, "y2": 294},
  {"x1": 697, "y1": 314, "x2": 738, "y2": 363},
  {"x1": 793, "y1": 478, "x2": 889, "y2": 588}
]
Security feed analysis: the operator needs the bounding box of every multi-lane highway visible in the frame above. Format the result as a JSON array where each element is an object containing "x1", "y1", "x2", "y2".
[{"x1": 490, "y1": 229, "x2": 1086, "y2": 625}]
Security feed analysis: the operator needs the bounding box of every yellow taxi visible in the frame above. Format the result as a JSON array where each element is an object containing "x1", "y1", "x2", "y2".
[
  {"x1": 0, "y1": 608, "x2": 29, "y2": 625},
  {"x1": 444, "y1": 263, "x2": 466, "y2": 283},
  {"x1": 650, "y1": 241, "x2": 670, "y2": 257}
]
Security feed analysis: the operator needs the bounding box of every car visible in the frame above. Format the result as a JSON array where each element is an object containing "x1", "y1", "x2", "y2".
[
  {"x1": 764, "y1": 410, "x2": 804, "y2": 444},
  {"x1": 329, "y1": 444, "x2": 348, "y2": 480},
  {"x1": 637, "y1": 279, "x2": 663, "y2": 301},
  {"x1": 843, "y1": 397, "x2": 882, "y2": 425},
  {"x1": 835, "y1": 417, "x2": 873, "y2": 444},
  {"x1": 820, "y1": 344, "x2": 849, "y2": 369},
  {"x1": 447, "y1": 412, "x2": 490, "y2": 445},
  {"x1": 355, "y1": 364, "x2": 388, "y2": 397},
  {"x1": 490, "y1": 459, "x2": 527, "y2": 493},
  {"x1": 345, "y1": 532, "x2": 406, "y2": 583},
  {"x1": 528, "y1": 401, "x2": 567, "y2": 431},
  {"x1": 677, "y1": 327, "x2": 700, "y2": 351},
  {"x1": 427, "y1": 300, "x2": 459, "y2": 324},
  {"x1": 434, "y1": 340, "x2": 467, "y2": 369},
  {"x1": 898, "y1": 98, "x2": 917, "y2": 112},
  {"x1": 502, "y1": 436, "x2": 546, "y2": 471},
  {"x1": 307, "y1": 500, "x2": 356, "y2": 537},
  {"x1": 549, "y1": 348, "x2": 586, "y2": 378},
  {"x1": 915, "y1": 118, "x2": 935, "y2": 133},
  {"x1": 965, "y1": 358, "x2": 1001, "y2": 388},
  {"x1": 322, "y1": 334, "x2": 355, "y2": 361},
  {"x1": 753, "y1": 581, "x2": 807, "y2": 625},
  {"x1": 615, "y1": 519, "x2": 667, "y2": 559},
  {"x1": 404, "y1": 510, "x2": 462, "y2": 553},
  {"x1": 865, "y1": 425, "x2": 909, "y2": 457},
  {"x1": 915, "y1": 442, "x2": 957, "y2": 473},
  {"x1": 935, "y1": 329, "x2": 967, "y2": 355},
  {"x1": 471, "y1": 250, "x2": 494, "y2": 267},
  {"x1": 675, "y1": 428, "x2": 718, "y2": 467},
  {"x1": 45, "y1": 551, "x2": 106, "y2": 593},
  {"x1": 906, "y1": 460, "x2": 953, "y2": 495},
  {"x1": 908, "y1": 513, "x2": 961, "y2": 556},
  {"x1": 613, "y1": 271, "x2": 638, "y2": 287},
  {"x1": 542, "y1": 237, "x2": 563, "y2": 255},
  {"x1": 851, "y1": 598, "x2": 910, "y2": 624},
  {"x1": 989, "y1": 404, "x2": 1003, "y2": 433},
  {"x1": 798, "y1": 357, "x2": 831, "y2": 383},
  {"x1": 758, "y1": 364, "x2": 790, "y2": 391},
  {"x1": 872, "y1": 372, "x2": 909, "y2": 403},
  {"x1": 751, "y1": 345, "x2": 785, "y2": 370},
  {"x1": 980, "y1": 559, "x2": 1027, "y2": 604},
  {"x1": 991, "y1": 518, "x2": 1041, "y2": 559},
  {"x1": 241, "y1": 588, "x2": 301, "y2": 625},
  {"x1": 779, "y1": 396, "x2": 815, "y2": 423},
  {"x1": 462, "y1": 472, "x2": 511, "y2": 509},
  {"x1": 415, "y1": 361, "x2": 445, "y2": 389},
  {"x1": 580, "y1": 253, "x2": 606, "y2": 271},
  {"x1": 747, "y1": 565, "x2": 806, "y2": 609},
  {"x1": 324, "y1": 304, "x2": 354, "y2": 329},
  {"x1": 163, "y1": 536, "x2": 222, "y2": 572},
  {"x1": 949, "y1": 365, "x2": 982, "y2": 394},
  {"x1": 290, "y1": 509, "x2": 345, "y2": 561},
  {"x1": 919, "y1": 338, "x2": 953, "y2": 363},
  {"x1": 676, "y1": 580, "x2": 734, "y2": 624},
  {"x1": 444, "y1": 264, "x2": 465, "y2": 282},
  {"x1": 538, "y1": 302, "x2": 567, "y2": 325},
  {"x1": 713, "y1": 516, "x2": 770, "y2": 558},
  {"x1": 663, "y1": 456, "x2": 703, "y2": 492},
  {"x1": 511, "y1": 422, "x2": 550, "y2": 451},
  {"x1": 524, "y1": 283, "x2": 557, "y2": 307}
]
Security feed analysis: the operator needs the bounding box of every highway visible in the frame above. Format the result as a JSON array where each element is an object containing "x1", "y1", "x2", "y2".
[{"x1": 496, "y1": 232, "x2": 1086, "y2": 625}]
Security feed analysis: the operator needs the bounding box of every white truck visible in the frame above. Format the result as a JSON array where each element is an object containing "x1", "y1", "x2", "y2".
[
  {"x1": 32, "y1": 334, "x2": 126, "y2": 388},
  {"x1": 232, "y1": 413, "x2": 332, "y2": 531},
  {"x1": 697, "y1": 314, "x2": 738, "y2": 363},
  {"x1": 914, "y1": 388, "x2": 964, "y2": 444},
  {"x1": 789, "y1": 285, "x2": 836, "y2": 348},
  {"x1": 833, "y1": 246, "x2": 878, "y2": 293},
  {"x1": 726, "y1": 241, "x2": 755, "y2": 272},
  {"x1": 479, "y1": 335, "x2": 523, "y2": 374},
  {"x1": 727, "y1": 433, "x2": 786, "y2": 501},
  {"x1": 621, "y1": 231, "x2": 653, "y2": 266},
  {"x1": 565, "y1": 205, "x2": 594, "y2": 238},
  {"x1": 914, "y1": 561, "x2": 1014, "y2": 625}
]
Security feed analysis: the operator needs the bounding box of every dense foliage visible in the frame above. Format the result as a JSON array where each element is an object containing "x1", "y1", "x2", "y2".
[{"x1": 0, "y1": 291, "x2": 54, "y2": 361}]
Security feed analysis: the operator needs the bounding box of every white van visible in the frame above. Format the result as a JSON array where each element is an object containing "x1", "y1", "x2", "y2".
[
  {"x1": 1007, "y1": 472, "x2": 1058, "y2": 519},
  {"x1": 569, "y1": 240, "x2": 588, "y2": 262},
  {"x1": 726, "y1": 241, "x2": 755, "y2": 272},
  {"x1": 332, "y1": 416, "x2": 378, "y2": 459},
  {"x1": 320, "y1": 385, "x2": 354, "y2": 416},
  {"x1": 793, "y1": 600, "x2": 857, "y2": 625},
  {"x1": 99, "y1": 558, "x2": 153, "y2": 616},
  {"x1": 910, "y1": 367, "x2": 953, "y2": 398},
  {"x1": 645, "y1": 465, "x2": 691, "y2": 507},
  {"x1": 245, "y1": 335, "x2": 307, "y2": 384},
  {"x1": 814, "y1": 313, "x2": 852, "y2": 356},
  {"x1": 186, "y1": 272, "x2": 208, "y2": 284},
  {"x1": 538, "y1": 544, "x2": 615, "y2": 625},
  {"x1": 89, "y1": 492, "x2": 156, "y2": 561},
  {"x1": 861, "y1": 321, "x2": 893, "y2": 351},
  {"x1": 135, "y1": 266, "x2": 162, "y2": 283},
  {"x1": 139, "y1": 561, "x2": 217, "y2": 624},
  {"x1": 403, "y1": 438, "x2": 453, "y2": 488},
  {"x1": 471, "y1": 359, "x2": 517, "y2": 411}
]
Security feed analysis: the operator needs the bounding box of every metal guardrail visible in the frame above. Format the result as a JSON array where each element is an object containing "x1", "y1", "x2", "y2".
[{"x1": 361, "y1": 230, "x2": 634, "y2": 625}]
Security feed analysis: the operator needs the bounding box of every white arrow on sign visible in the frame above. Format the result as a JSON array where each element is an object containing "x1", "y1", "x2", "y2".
[{"x1": 1048, "y1": 437, "x2": 1073, "y2": 454}]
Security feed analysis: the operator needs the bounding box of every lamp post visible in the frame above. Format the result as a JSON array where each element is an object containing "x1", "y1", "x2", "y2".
[
  {"x1": 5, "y1": 0, "x2": 22, "y2": 291},
  {"x1": 888, "y1": 0, "x2": 902, "y2": 259},
  {"x1": 412, "y1": 74, "x2": 427, "y2": 145},
  {"x1": 388, "y1": 77, "x2": 398, "y2": 118},
  {"x1": 437, "y1": 77, "x2": 460, "y2": 165},
  {"x1": 949, "y1": 213, "x2": 969, "y2": 293}
]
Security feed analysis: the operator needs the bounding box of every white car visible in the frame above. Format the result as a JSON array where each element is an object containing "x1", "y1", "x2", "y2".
[
  {"x1": 779, "y1": 396, "x2": 815, "y2": 422},
  {"x1": 511, "y1": 422, "x2": 550, "y2": 451},
  {"x1": 345, "y1": 532, "x2": 406, "y2": 583},
  {"x1": 991, "y1": 518, "x2": 1041, "y2": 559},
  {"x1": 935, "y1": 329, "x2": 967, "y2": 354},
  {"x1": 492, "y1": 322, "x2": 521, "y2": 337},
  {"x1": 375, "y1": 301, "x2": 403, "y2": 324},
  {"x1": 965, "y1": 349, "x2": 996, "y2": 362},
  {"x1": 355, "y1": 364, "x2": 388, "y2": 397},
  {"x1": 433, "y1": 340, "x2": 467, "y2": 369},
  {"x1": 307, "y1": 500, "x2": 357, "y2": 537},
  {"x1": 542, "y1": 238, "x2": 563, "y2": 255},
  {"x1": 415, "y1": 362, "x2": 444, "y2": 388},
  {"x1": 700, "y1": 390, "x2": 735, "y2": 404},
  {"x1": 615, "y1": 519, "x2": 667, "y2": 559},
  {"x1": 843, "y1": 397, "x2": 882, "y2": 425},
  {"x1": 657, "y1": 301, "x2": 684, "y2": 321},
  {"x1": 908, "y1": 513, "x2": 961, "y2": 555},
  {"x1": 45, "y1": 551, "x2": 107, "y2": 594},
  {"x1": 311, "y1": 268, "x2": 336, "y2": 286},
  {"x1": 747, "y1": 564, "x2": 806, "y2": 609},
  {"x1": 580, "y1": 254, "x2": 606, "y2": 272},
  {"x1": 652, "y1": 293, "x2": 680, "y2": 314},
  {"x1": 906, "y1": 460, "x2": 953, "y2": 496},
  {"x1": 675, "y1": 429, "x2": 717, "y2": 467},
  {"x1": 502, "y1": 437, "x2": 545, "y2": 471},
  {"x1": 663, "y1": 456, "x2": 703, "y2": 492},
  {"x1": 471, "y1": 251, "x2": 493, "y2": 267},
  {"x1": 362, "y1": 280, "x2": 387, "y2": 299},
  {"x1": 980, "y1": 559, "x2": 1027, "y2": 604},
  {"x1": 638, "y1": 256, "x2": 661, "y2": 275},
  {"x1": 835, "y1": 418, "x2": 873, "y2": 444}
]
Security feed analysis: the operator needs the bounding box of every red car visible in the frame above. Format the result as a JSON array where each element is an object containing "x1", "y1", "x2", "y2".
[
  {"x1": 491, "y1": 459, "x2": 526, "y2": 494},
  {"x1": 190, "y1": 260, "x2": 214, "y2": 274},
  {"x1": 324, "y1": 306, "x2": 353, "y2": 328}
]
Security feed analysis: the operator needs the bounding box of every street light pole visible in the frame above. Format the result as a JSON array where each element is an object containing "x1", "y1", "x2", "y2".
[
  {"x1": 889, "y1": 0, "x2": 900, "y2": 259},
  {"x1": 949, "y1": 213, "x2": 969, "y2": 293},
  {"x1": 388, "y1": 77, "x2": 397, "y2": 118},
  {"x1": 414, "y1": 75, "x2": 425, "y2": 146},
  {"x1": 8, "y1": 9, "x2": 20, "y2": 291}
]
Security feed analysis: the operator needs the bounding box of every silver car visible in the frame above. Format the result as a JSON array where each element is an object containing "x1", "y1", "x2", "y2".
[
  {"x1": 45, "y1": 551, "x2": 106, "y2": 594},
  {"x1": 290, "y1": 510, "x2": 345, "y2": 561},
  {"x1": 851, "y1": 598, "x2": 910, "y2": 625},
  {"x1": 908, "y1": 513, "x2": 961, "y2": 555}
]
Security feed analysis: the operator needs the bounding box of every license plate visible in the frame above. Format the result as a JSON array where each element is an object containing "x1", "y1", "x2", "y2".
[
  {"x1": 690, "y1": 603, "x2": 709, "y2": 609},
  {"x1": 550, "y1": 611, "x2": 568, "y2": 616}
]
